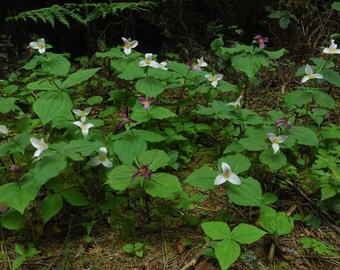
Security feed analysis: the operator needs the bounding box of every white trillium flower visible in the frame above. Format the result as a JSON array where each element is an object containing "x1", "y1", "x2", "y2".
[
  {"x1": 205, "y1": 73, "x2": 223, "y2": 88},
  {"x1": 73, "y1": 121, "x2": 94, "y2": 138},
  {"x1": 29, "y1": 38, "x2": 46, "y2": 54},
  {"x1": 121, "y1": 37, "x2": 138, "y2": 55},
  {"x1": 91, "y1": 147, "x2": 113, "y2": 168},
  {"x1": 197, "y1": 56, "x2": 207, "y2": 67},
  {"x1": 226, "y1": 95, "x2": 243, "y2": 108},
  {"x1": 301, "y1": 64, "x2": 323, "y2": 83},
  {"x1": 267, "y1": 133, "x2": 288, "y2": 154},
  {"x1": 215, "y1": 162, "x2": 241, "y2": 185},
  {"x1": 158, "y1": 61, "x2": 168, "y2": 70},
  {"x1": 30, "y1": 137, "x2": 48, "y2": 158},
  {"x1": 0, "y1": 125, "x2": 9, "y2": 135},
  {"x1": 323, "y1": 39, "x2": 340, "y2": 54},
  {"x1": 139, "y1": 53, "x2": 159, "y2": 68},
  {"x1": 72, "y1": 107, "x2": 92, "y2": 123}
]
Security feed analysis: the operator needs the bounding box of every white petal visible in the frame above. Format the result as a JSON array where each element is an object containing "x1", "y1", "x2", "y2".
[
  {"x1": 80, "y1": 116, "x2": 87, "y2": 123},
  {"x1": 236, "y1": 95, "x2": 243, "y2": 104},
  {"x1": 266, "y1": 133, "x2": 276, "y2": 142},
  {"x1": 313, "y1": 73, "x2": 323, "y2": 79},
  {"x1": 228, "y1": 173, "x2": 241, "y2": 185},
  {"x1": 38, "y1": 47, "x2": 45, "y2": 54},
  {"x1": 205, "y1": 74, "x2": 212, "y2": 80},
  {"x1": 73, "y1": 121, "x2": 83, "y2": 128},
  {"x1": 90, "y1": 156, "x2": 101, "y2": 166},
  {"x1": 130, "y1": 40, "x2": 138, "y2": 48},
  {"x1": 72, "y1": 109, "x2": 82, "y2": 116},
  {"x1": 211, "y1": 80, "x2": 218, "y2": 88},
  {"x1": 139, "y1": 60, "x2": 147, "y2": 67},
  {"x1": 214, "y1": 174, "x2": 227, "y2": 185},
  {"x1": 29, "y1": 42, "x2": 39, "y2": 49},
  {"x1": 277, "y1": 135, "x2": 288, "y2": 143},
  {"x1": 102, "y1": 158, "x2": 113, "y2": 168},
  {"x1": 272, "y1": 143, "x2": 280, "y2": 154},
  {"x1": 221, "y1": 162, "x2": 231, "y2": 174},
  {"x1": 81, "y1": 128, "x2": 89, "y2": 138},
  {"x1": 323, "y1": 48, "x2": 330, "y2": 54},
  {"x1": 33, "y1": 149, "x2": 42, "y2": 158},
  {"x1": 99, "y1": 147, "x2": 107, "y2": 155},
  {"x1": 216, "y1": 74, "x2": 223, "y2": 80},
  {"x1": 30, "y1": 137, "x2": 43, "y2": 149},
  {"x1": 86, "y1": 123, "x2": 94, "y2": 129},
  {"x1": 124, "y1": 47, "x2": 131, "y2": 55},
  {"x1": 121, "y1": 37, "x2": 128, "y2": 44},
  {"x1": 305, "y1": 64, "x2": 312, "y2": 75},
  {"x1": 301, "y1": 75, "x2": 310, "y2": 83},
  {"x1": 145, "y1": 53, "x2": 153, "y2": 60},
  {"x1": 84, "y1": 107, "x2": 92, "y2": 115},
  {"x1": 149, "y1": 61, "x2": 160, "y2": 68},
  {"x1": 0, "y1": 125, "x2": 9, "y2": 134}
]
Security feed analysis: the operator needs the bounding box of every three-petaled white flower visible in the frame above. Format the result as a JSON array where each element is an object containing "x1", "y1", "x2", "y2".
[
  {"x1": 226, "y1": 95, "x2": 243, "y2": 108},
  {"x1": 30, "y1": 137, "x2": 48, "y2": 158},
  {"x1": 121, "y1": 37, "x2": 138, "y2": 55},
  {"x1": 90, "y1": 147, "x2": 113, "y2": 168},
  {"x1": 205, "y1": 73, "x2": 223, "y2": 88},
  {"x1": 197, "y1": 56, "x2": 208, "y2": 67},
  {"x1": 267, "y1": 133, "x2": 288, "y2": 154},
  {"x1": 323, "y1": 39, "x2": 340, "y2": 54},
  {"x1": 301, "y1": 64, "x2": 323, "y2": 83},
  {"x1": 214, "y1": 162, "x2": 241, "y2": 185},
  {"x1": 158, "y1": 61, "x2": 168, "y2": 70},
  {"x1": 139, "y1": 53, "x2": 159, "y2": 68},
  {"x1": 72, "y1": 107, "x2": 92, "y2": 123},
  {"x1": 73, "y1": 121, "x2": 94, "y2": 138},
  {"x1": 0, "y1": 125, "x2": 9, "y2": 135},
  {"x1": 29, "y1": 38, "x2": 46, "y2": 54}
]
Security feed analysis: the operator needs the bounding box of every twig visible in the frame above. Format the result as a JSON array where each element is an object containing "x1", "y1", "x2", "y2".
[
  {"x1": 0, "y1": 229, "x2": 12, "y2": 270},
  {"x1": 180, "y1": 242, "x2": 211, "y2": 270}
]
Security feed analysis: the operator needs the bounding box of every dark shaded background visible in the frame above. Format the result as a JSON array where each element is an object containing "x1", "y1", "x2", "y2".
[{"x1": 0, "y1": 0, "x2": 337, "y2": 60}]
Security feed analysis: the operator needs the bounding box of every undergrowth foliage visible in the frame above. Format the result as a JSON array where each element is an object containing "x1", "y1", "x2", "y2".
[{"x1": 0, "y1": 20, "x2": 339, "y2": 270}]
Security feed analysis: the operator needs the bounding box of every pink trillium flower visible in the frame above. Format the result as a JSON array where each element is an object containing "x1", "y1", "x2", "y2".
[
  {"x1": 121, "y1": 37, "x2": 138, "y2": 55},
  {"x1": 214, "y1": 162, "x2": 241, "y2": 185},
  {"x1": 117, "y1": 111, "x2": 137, "y2": 129},
  {"x1": 10, "y1": 165, "x2": 20, "y2": 173},
  {"x1": 275, "y1": 116, "x2": 291, "y2": 129},
  {"x1": 138, "y1": 97, "x2": 154, "y2": 110},
  {"x1": 131, "y1": 164, "x2": 152, "y2": 181},
  {"x1": 254, "y1": 35, "x2": 268, "y2": 49}
]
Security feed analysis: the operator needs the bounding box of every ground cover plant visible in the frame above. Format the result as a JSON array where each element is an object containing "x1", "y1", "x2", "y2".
[{"x1": 0, "y1": 2, "x2": 339, "y2": 270}]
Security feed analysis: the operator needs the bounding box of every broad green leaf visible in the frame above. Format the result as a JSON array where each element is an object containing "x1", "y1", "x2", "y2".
[
  {"x1": 232, "y1": 53, "x2": 268, "y2": 78},
  {"x1": 219, "y1": 154, "x2": 251, "y2": 174},
  {"x1": 259, "y1": 206, "x2": 294, "y2": 235},
  {"x1": 51, "y1": 139, "x2": 101, "y2": 160},
  {"x1": 27, "y1": 79, "x2": 60, "y2": 91},
  {"x1": 42, "y1": 52, "x2": 70, "y2": 76},
  {"x1": 1, "y1": 210, "x2": 25, "y2": 230},
  {"x1": 0, "y1": 131, "x2": 30, "y2": 156},
  {"x1": 279, "y1": 16, "x2": 290, "y2": 29},
  {"x1": 106, "y1": 165, "x2": 138, "y2": 191},
  {"x1": 62, "y1": 68, "x2": 100, "y2": 89},
  {"x1": 145, "y1": 173, "x2": 182, "y2": 198},
  {"x1": 311, "y1": 90, "x2": 336, "y2": 109},
  {"x1": 263, "y1": 48, "x2": 288, "y2": 59},
  {"x1": 288, "y1": 126, "x2": 318, "y2": 146},
  {"x1": 230, "y1": 223, "x2": 266, "y2": 244},
  {"x1": 259, "y1": 150, "x2": 287, "y2": 171},
  {"x1": 95, "y1": 47, "x2": 124, "y2": 58},
  {"x1": 41, "y1": 194, "x2": 63, "y2": 224},
  {"x1": 211, "y1": 37, "x2": 224, "y2": 51},
  {"x1": 215, "y1": 239, "x2": 240, "y2": 270},
  {"x1": 284, "y1": 90, "x2": 313, "y2": 106},
  {"x1": 167, "y1": 61, "x2": 190, "y2": 76},
  {"x1": 320, "y1": 187, "x2": 336, "y2": 201},
  {"x1": 61, "y1": 190, "x2": 89, "y2": 206},
  {"x1": 113, "y1": 135, "x2": 147, "y2": 165},
  {"x1": 137, "y1": 149, "x2": 170, "y2": 171},
  {"x1": 133, "y1": 130, "x2": 165, "y2": 142},
  {"x1": 33, "y1": 91, "x2": 73, "y2": 124},
  {"x1": 0, "y1": 181, "x2": 38, "y2": 214},
  {"x1": 184, "y1": 166, "x2": 217, "y2": 190},
  {"x1": 331, "y1": 1, "x2": 340, "y2": 10},
  {"x1": 238, "y1": 137, "x2": 267, "y2": 151},
  {"x1": 118, "y1": 66, "x2": 145, "y2": 80},
  {"x1": 23, "y1": 54, "x2": 45, "y2": 70},
  {"x1": 201, "y1": 221, "x2": 230, "y2": 240},
  {"x1": 31, "y1": 155, "x2": 67, "y2": 187},
  {"x1": 149, "y1": 106, "x2": 177, "y2": 119},
  {"x1": 135, "y1": 77, "x2": 165, "y2": 97},
  {"x1": 0, "y1": 97, "x2": 19, "y2": 113},
  {"x1": 217, "y1": 80, "x2": 239, "y2": 93},
  {"x1": 87, "y1": 95, "x2": 103, "y2": 105},
  {"x1": 228, "y1": 177, "x2": 265, "y2": 207}
]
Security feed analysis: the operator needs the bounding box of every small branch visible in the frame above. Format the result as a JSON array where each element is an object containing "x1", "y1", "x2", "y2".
[{"x1": 180, "y1": 242, "x2": 211, "y2": 270}]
